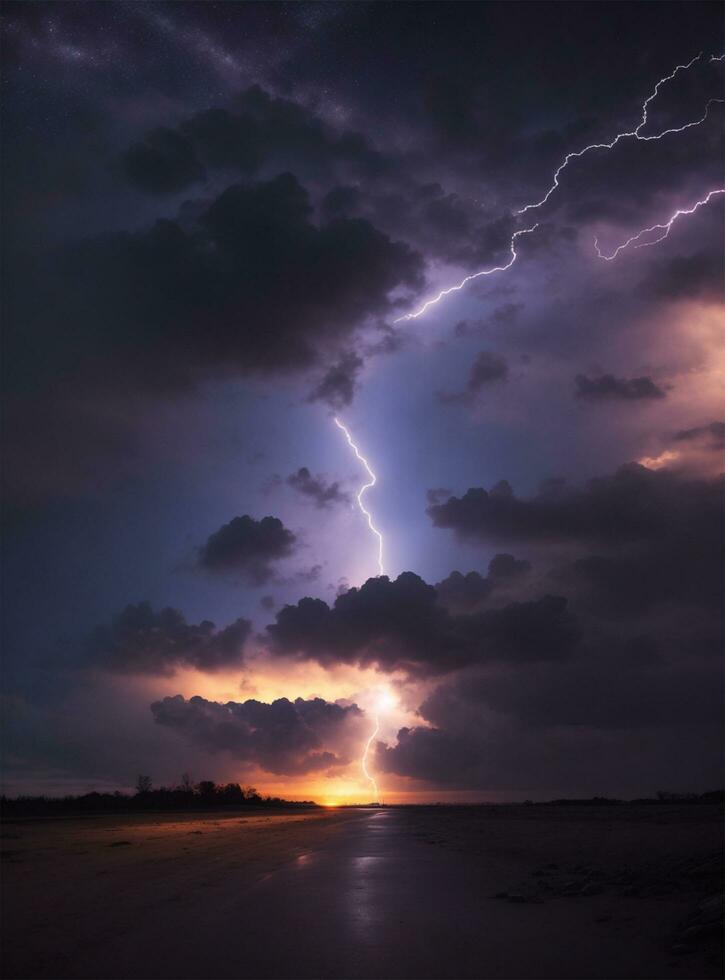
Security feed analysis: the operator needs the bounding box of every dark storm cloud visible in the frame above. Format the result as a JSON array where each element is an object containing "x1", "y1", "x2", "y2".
[
  {"x1": 407, "y1": 192, "x2": 519, "y2": 269},
  {"x1": 429, "y1": 463, "x2": 721, "y2": 547},
  {"x1": 488, "y1": 553, "x2": 532, "y2": 580},
  {"x1": 376, "y1": 644, "x2": 724, "y2": 793},
  {"x1": 4, "y1": 0, "x2": 725, "y2": 803},
  {"x1": 286, "y1": 468, "x2": 350, "y2": 509},
  {"x1": 276, "y1": 10, "x2": 724, "y2": 278},
  {"x1": 123, "y1": 127, "x2": 206, "y2": 194},
  {"x1": 87, "y1": 602, "x2": 250, "y2": 676},
  {"x1": 7, "y1": 5, "x2": 722, "y2": 513},
  {"x1": 7, "y1": 167, "x2": 422, "y2": 430},
  {"x1": 120, "y1": 82, "x2": 531, "y2": 275},
  {"x1": 307, "y1": 352, "x2": 364, "y2": 409},
  {"x1": 574, "y1": 374, "x2": 666, "y2": 401},
  {"x1": 432, "y1": 651, "x2": 723, "y2": 733},
  {"x1": 434, "y1": 554, "x2": 530, "y2": 613},
  {"x1": 151, "y1": 694, "x2": 363, "y2": 775},
  {"x1": 556, "y1": 545, "x2": 722, "y2": 618},
  {"x1": 430, "y1": 462, "x2": 724, "y2": 624},
  {"x1": 433, "y1": 571, "x2": 494, "y2": 613},
  {"x1": 389, "y1": 456, "x2": 724, "y2": 791},
  {"x1": 378, "y1": 523, "x2": 723, "y2": 792},
  {"x1": 199, "y1": 515, "x2": 296, "y2": 585},
  {"x1": 378, "y1": 726, "x2": 475, "y2": 787},
  {"x1": 304, "y1": 3, "x2": 723, "y2": 243},
  {"x1": 642, "y1": 249, "x2": 725, "y2": 302},
  {"x1": 266, "y1": 571, "x2": 577, "y2": 675},
  {"x1": 123, "y1": 86, "x2": 388, "y2": 195},
  {"x1": 325, "y1": 180, "x2": 526, "y2": 275},
  {"x1": 672, "y1": 421, "x2": 725, "y2": 450},
  {"x1": 6, "y1": 168, "x2": 422, "y2": 502}
]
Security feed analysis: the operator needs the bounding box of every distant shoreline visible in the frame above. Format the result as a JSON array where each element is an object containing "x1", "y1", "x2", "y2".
[{"x1": 2, "y1": 789, "x2": 722, "y2": 821}]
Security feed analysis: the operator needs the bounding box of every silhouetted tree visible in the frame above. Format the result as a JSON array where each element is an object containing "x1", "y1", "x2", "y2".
[
  {"x1": 135, "y1": 774, "x2": 152, "y2": 795},
  {"x1": 217, "y1": 783, "x2": 242, "y2": 804},
  {"x1": 197, "y1": 780, "x2": 216, "y2": 802}
]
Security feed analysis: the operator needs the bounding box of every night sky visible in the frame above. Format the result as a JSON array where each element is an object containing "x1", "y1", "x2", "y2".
[{"x1": 2, "y1": 1, "x2": 723, "y2": 803}]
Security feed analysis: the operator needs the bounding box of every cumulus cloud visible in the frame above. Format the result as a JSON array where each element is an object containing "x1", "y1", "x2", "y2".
[
  {"x1": 266, "y1": 571, "x2": 577, "y2": 675},
  {"x1": 434, "y1": 553, "x2": 530, "y2": 613},
  {"x1": 151, "y1": 693, "x2": 364, "y2": 775},
  {"x1": 56, "y1": 170, "x2": 412, "y2": 380},
  {"x1": 488, "y1": 552, "x2": 532, "y2": 580},
  {"x1": 376, "y1": 648, "x2": 724, "y2": 793},
  {"x1": 428, "y1": 463, "x2": 721, "y2": 547},
  {"x1": 287, "y1": 467, "x2": 350, "y2": 509},
  {"x1": 198, "y1": 515, "x2": 296, "y2": 584},
  {"x1": 431, "y1": 464, "x2": 724, "y2": 621},
  {"x1": 7, "y1": 172, "x2": 423, "y2": 500},
  {"x1": 88, "y1": 602, "x2": 250, "y2": 675},
  {"x1": 574, "y1": 373, "x2": 666, "y2": 401},
  {"x1": 433, "y1": 571, "x2": 494, "y2": 613},
  {"x1": 387, "y1": 455, "x2": 724, "y2": 793}
]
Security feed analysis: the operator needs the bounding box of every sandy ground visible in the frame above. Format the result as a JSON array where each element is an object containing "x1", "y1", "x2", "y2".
[{"x1": 1, "y1": 804, "x2": 722, "y2": 979}]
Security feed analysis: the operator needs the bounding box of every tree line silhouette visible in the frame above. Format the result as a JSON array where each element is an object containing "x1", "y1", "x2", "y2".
[{"x1": 1, "y1": 774, "x2": 317, "y2": 817}]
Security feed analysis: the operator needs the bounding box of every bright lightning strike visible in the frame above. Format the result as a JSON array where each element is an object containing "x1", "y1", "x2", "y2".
[
  {"x1": 334, "y1": 417, "x2": 384, "y2": 577},
  {"x1": 518, "y1": 52, "x2": 723, "y2": 215},
  {"x1": 361, "y1": 713, "x2": 380, "y2": 803},
  {"x1": 393, "y1": 224, "x2": 539, "y2": 323},
  {"x1": 392, "y1": 51, "x2": 722, "y2": 323},
  {"x1": 594, "y1": 188, "x2": 725, "y2": 260},
  {"x1": 360, "y1": 690, "x2": 396, "y2": 803}
]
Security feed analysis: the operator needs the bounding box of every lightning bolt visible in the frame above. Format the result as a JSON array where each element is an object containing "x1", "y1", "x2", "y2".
[
  {"x1": 391, "y1": 51, "x2": 722, "y2": 322},
  {"x1": 361, "y1": 713, "x2": 380, "y2": 803},
  {"x1": 393, "y1": 224, "x2": 539, "y2": 323},
  {"x1": 594, "y1": 188, "x2": 725, "y2": 260},
  {"x1": 518, "y1": 52, "x2": 723, "y2": 215},
  {"x1": 331, "y1": 420, "x2": 385, "y2": 799},
  {"x1": 334, "y1": 417, "x2": 384, "y2": 577},
  {"x1": 342, "y1": 51, "x2": 724, "y2": 803}
]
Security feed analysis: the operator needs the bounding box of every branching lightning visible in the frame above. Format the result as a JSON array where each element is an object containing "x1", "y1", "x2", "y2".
[
  {"x1": 334, "y1": 417, "x2": 384, "y2": 577},
  {"x1": 391, "y1": 51, "x2": 723, "y2": 323},
  {"x1": 341, "y1": 51, "x2": 724, "y2": 804},
  {"x1": 361, "y1": 713, "x2": 380, "y2": 803},
  {"x1": 518, "y1": 52, "x2": 723, "y2": 215},
  {"x1": 594, "y1": 188, "x2": 725, "y2": 260}
]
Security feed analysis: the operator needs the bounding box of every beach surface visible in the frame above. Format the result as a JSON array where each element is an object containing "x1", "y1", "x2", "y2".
[{"x1": 2, "y1": 804, "x2": 722, "y2": 979}]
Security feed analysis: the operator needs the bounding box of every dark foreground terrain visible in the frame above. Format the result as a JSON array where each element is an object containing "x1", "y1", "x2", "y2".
[{"x1": 1, "y1": 804, "x2": 722, "y2": 979}]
